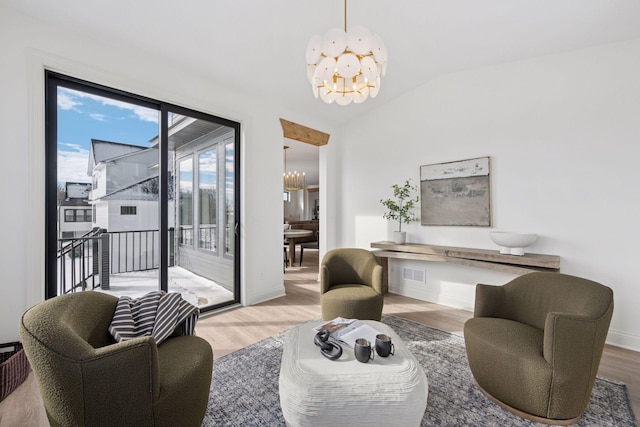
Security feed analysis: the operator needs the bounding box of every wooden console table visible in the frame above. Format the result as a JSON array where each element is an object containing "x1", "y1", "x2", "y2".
[{"x1": 370, "y1": 241, "x2": 560, "y2": 293}]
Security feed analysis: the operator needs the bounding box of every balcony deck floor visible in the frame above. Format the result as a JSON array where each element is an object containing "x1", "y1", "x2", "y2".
[{"x1": 94, "y1": 266, "x2": 234, "y2": 308}]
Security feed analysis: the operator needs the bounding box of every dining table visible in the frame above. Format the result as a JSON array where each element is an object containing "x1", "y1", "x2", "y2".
[{"x1": 284, "y1": 229, "x2": 313, "y2": 268}]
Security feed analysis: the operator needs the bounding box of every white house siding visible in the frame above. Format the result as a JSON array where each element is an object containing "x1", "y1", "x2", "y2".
[
  {"x1": 91, "y1": 164, "x2": 108, "y2": 200},
  {"x1": 94, "y1": 200, "x2": 174, "y2": 273},
  {"x1": 94, "y1": 200, "x2": 174, "y2": 232},
  {"x1": 176, "y1": 245, "x2": 234, "y2": 292},
  {"x1": 93, "y1": 203, "x2": 110, "y2": 231}
]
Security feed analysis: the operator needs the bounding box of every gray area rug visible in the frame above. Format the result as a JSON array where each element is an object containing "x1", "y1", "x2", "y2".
[{"x1": 203, "y1": 314, "x2": 637, "y2": 426}]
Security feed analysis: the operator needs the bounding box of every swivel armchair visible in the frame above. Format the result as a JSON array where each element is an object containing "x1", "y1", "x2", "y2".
[
  {"x1": 19, "y1": 291, "x2": 213, "y2": 427},
  {"x1": 320, "y1": 248, "x2": 384, "y2": 321},
  {"x1": 464, "y1": 272, "x2": 613, "y2": 425}
]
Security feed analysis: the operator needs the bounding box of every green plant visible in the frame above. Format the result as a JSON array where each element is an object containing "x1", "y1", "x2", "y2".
[{"x1": 380, "y1": 179, "x2": 419, "y2": 232}]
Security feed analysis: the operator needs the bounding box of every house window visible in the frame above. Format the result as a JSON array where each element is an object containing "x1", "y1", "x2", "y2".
[
  {"x1": 178, "y1": 157, "x2": 194, "y2": 246},
  {"x1": 64, "y1": 209, "x2": 92, "y2": 222},
  {"x1": 198, "y1": 148, "x2": 216, "y2": 251},
  {"x1": 121, "y1": 206, "x2": 137, "y2": 215},
  {"x1": 79, "y1": 209, "x2": 92, "y2": 222},
  {"x1": 224, "y1": 140, "x2": 235, "y2": 256}
]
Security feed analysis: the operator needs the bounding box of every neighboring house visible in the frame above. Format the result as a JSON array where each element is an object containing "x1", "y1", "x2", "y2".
[
  {"x1": 58, "y1": 182, "x2": 93, "y2": 239},
  {"x1": 87, "y1": 139, "x2": 176, "y2": 274},
  {"x1": 92, "y1": 175, "x2": 174, "y2": 232},
  {"x1": 88, "y1": 139, "x2": 173, "y2": 232}
]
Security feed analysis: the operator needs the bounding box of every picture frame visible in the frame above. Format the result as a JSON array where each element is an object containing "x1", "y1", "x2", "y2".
[{"x1": 420, "y1": 157, "x2": 491, "y2": 226}]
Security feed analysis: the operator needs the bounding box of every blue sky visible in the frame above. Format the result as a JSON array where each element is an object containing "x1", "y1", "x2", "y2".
[{"x1": 57, "y1": 87, "x2": 159, "y2": 184}]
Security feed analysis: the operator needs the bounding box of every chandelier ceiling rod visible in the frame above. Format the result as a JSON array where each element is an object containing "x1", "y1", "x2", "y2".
[{"x1": 344, "y1": 0, "x2": 347, "y2": 32}]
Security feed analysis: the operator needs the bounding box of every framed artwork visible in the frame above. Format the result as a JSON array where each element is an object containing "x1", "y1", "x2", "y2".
[{"x1": 420, "y1": 157, "x2": 491, "y2": 226}]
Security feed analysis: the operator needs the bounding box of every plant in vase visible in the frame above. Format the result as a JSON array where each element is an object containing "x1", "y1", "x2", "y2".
[{"x1": 380, "y1": 179, "x2": 419, "y2": 244}]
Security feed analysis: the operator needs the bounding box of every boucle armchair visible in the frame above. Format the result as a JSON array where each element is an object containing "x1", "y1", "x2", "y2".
[
  {"x1": 463, "y1": 272, "x2": 613, "y2": 425},
  {"x1": 320, "y1": 248, "x2": 384, "y2": 321},
  {"x1": 19, "y1": 291, "x2": 213, "y2": 427}
]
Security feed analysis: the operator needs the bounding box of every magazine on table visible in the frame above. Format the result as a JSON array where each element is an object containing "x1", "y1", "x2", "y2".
[{"x1": 313, "y1": 317, "x2": 381, "y2": 348}]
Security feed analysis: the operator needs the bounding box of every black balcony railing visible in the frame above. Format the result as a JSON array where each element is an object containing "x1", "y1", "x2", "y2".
[
  {"x1": 57, "y1": 227, "x2": 103, "y2": 295},
  {"x1": 56, "y1": 228, "x2": 175, "y2": 295}
]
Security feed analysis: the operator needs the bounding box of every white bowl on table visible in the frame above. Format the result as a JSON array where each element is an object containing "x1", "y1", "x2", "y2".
[{"x1": 490, "y1": 231, "x2": 538, "y2": 256}]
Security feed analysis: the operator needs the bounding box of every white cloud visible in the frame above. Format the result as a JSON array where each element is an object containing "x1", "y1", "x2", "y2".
[
  {"x1": 58, "y1": 87, "x2": 158, "y2": 123},
  {"x1": 90, "y1": 113, "x2": 106, "y2": 121},
  {"x1": 97, "y1": 97, "x2": 158, "y2": 123},
  {"x1": 57, "y1": 91, "x2": 81, "y2": 111},
  {"x1": 131, "y1": 107, "x2": 159, "y2": 123},
  {"x1": 57, "y1": 142, "x2": 91, "y2": 184}
]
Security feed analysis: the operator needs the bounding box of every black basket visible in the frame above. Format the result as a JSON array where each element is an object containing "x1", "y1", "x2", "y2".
[{"x1": 0, "y1": 342, "x2": 30, "y2": 402}]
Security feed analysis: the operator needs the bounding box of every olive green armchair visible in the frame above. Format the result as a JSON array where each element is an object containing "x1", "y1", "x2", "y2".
[
  {"x1": 19, "y1": 291, "x2": 213, "y2": 427},
  {"x1": 320, "y1": 248, "x2": 384, "y2": 321},
  {"x1": 464, "y1": 272, "x2": 614, "y2": 425}
]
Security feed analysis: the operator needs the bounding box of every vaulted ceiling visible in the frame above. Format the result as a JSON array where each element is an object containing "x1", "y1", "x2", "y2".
[
  {"x1": 3, "y1": 0, "x2": 640, "y2": 186},
  {"x1": 4, "y1": 0, "x2": 640, "y2": 126}
]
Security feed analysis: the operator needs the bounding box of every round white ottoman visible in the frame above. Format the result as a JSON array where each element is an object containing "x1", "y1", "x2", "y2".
[{"x1": 279, "y1": 320, "x2": 428, "y2": 426}]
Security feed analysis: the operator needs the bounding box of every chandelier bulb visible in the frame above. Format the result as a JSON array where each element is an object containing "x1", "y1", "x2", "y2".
[{"x1": 305, "y1": 5, "x2": 387, "y2": 106}]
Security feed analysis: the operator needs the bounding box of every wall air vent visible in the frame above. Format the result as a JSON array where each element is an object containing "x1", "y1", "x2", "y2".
[{"x1": 401, "y1": 267, "x2": 426, "y2": 283}]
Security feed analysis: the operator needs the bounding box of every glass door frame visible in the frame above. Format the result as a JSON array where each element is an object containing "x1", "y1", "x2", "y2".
[{"x1": 45, "y1": 71, "x2": 241, "y2": 311}]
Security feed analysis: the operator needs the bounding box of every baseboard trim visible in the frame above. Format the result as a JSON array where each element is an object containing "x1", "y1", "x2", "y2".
[
  {"x1": 388, "y1": 282, "x2": 474, "y2": 312},
  {"x1": 245, "y1": 289, "x2": 285, "y2": 306},
  {"x1": 606, "y1": 328, "x2": 640, "y2": 352},
  {"x1": 389, "y1": 284, "x2": 640, "y2": 353}
]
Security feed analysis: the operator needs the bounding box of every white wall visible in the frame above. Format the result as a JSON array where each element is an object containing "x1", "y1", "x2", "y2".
[
  {"x1": 283, "y1": 190, "x2": 305, "y2": 222},
  {"x1": 0, "y1": 6, "x2": 334, "y2": 342},
  {"x1": 283, "y1": 189, "x2": 320, "y2": 222},
  {"x1": 329, "y1": 38, "x2": 640, "y2": 350}
]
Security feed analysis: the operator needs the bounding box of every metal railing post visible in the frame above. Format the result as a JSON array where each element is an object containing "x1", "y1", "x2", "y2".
[
  {"x1": 92, "y1": 235, "x2": 99, "y2": 289},
  {"x1": 169, "y1": 227, "x2": 175, "y2": 267},
  {"x1": 99, "y1": 229, "x2": 110, "y2": 290}
]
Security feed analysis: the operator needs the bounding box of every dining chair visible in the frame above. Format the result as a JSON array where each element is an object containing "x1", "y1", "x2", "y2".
[{"x1": 299, "y1": 230, "x2": 319, "y2": 266}]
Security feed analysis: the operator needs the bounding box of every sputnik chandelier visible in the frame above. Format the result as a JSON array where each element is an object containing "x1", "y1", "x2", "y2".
[
  {"x1": 305, "y1": 0, "x2": 388, "y2": 105},
  {"x1": 283, "y1": 146, "x2": 305, "y2": 191}
]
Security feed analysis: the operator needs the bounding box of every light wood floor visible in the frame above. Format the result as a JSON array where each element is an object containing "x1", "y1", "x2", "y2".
[{"x1": 1, "y1": 249, "x2": 638, "y2": 425}]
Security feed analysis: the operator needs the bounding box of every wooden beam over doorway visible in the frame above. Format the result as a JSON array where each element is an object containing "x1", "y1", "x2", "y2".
[{"x1": 279, "y1": 118, "x2": 330, "y2": 147}]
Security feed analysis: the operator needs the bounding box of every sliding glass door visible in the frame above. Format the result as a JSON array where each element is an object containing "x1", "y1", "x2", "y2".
[
  {"x1": 169, "y1": 111, "x2": 237, "y2": 306},
  {"x1": 45, "y1": 72, "x2": 240, "y2": 312}
]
